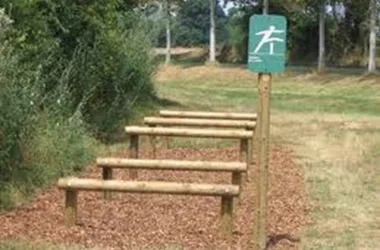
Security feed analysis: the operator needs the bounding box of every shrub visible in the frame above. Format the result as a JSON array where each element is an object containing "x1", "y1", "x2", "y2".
[
  {"x1": 0, "y1": 4, "x2": 156, "y2": 209},
  {"x1": 20, "y1": 113, "x2": 97, "y2": 190},
  {"x1": 0, "y1": 50, "x2": 97, "y2": 209},
  {"x1": 59, "y1": 15, "x2": 156, "y2": 140},
  {"x1": 4, "y1": 2, "x2": 157, "y2": 141}
]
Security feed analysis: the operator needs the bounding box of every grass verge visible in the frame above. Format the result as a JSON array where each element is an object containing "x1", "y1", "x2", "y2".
[{"x1": 155, "y1": 64, "x2": 380, "y2": 249}]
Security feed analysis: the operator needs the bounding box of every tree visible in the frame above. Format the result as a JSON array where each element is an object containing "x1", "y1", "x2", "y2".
[
  {"x1": 173, "y1": 0, "x2": 227, "y2": 47},
  {"x1": 0, "y1": 0, "x2": 156, "y2": 139},
  {"x1": 263, "y1": 0, "x2": 269, "y2": 14},
  {"x1": 318, "y1": 0, "x2": 326, "y2": 72},
  {"x1": 368, "y1": 0, "x2": 377, "y2": 72},
  {"x1": 159, "y1": 0, "x2": 183, "y2": 65},
  {"x1": 292, "y1": 0, "x2": 326, "y2": 71},
  {"x1": 164, "y1": 0, "x2": 171, "y2": 65},
  {"x1": 209, "y1": 0, "x2": 216, "y2": 63},
  {"x1": 225, "y1": 0, "x2": 376, "y2": 68}
]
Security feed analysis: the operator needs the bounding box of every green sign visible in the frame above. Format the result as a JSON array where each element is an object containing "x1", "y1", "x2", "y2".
[{"x1": 248, "y1": 15, "x2": 287, "y2": 73}]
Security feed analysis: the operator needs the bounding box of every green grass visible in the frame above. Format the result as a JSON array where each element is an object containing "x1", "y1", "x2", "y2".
[
  {"x1": 157, "y1": 68, "x2": 380, "y2": 116},
  {"x1": 155, "y1": 62, "x2": 380, "y2": 250}
]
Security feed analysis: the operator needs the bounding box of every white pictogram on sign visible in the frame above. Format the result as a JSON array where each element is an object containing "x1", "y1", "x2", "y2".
[{"x1": 254, "y1": 25, "x2": 284, "y2": 55}]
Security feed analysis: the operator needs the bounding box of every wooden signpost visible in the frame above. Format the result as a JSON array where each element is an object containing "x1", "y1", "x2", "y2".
[{"x1": 248, "y1": 14, "x2": 287, "y2": 250}]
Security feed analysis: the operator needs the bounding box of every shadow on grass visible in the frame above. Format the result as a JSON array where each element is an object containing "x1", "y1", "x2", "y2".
[
  {"x1": 153, "y1": 95, "x2": 184, "y2": 108},
  {"x1": 155, "y1": 54, "x2": 206, "y2": 69},
  {"x1": 287, "y1": 64, "x2": 371, "y2": 76},
  {"x1": 265, "y1": 234, "x2": 301, "y2": 250},
  {"x1": 101, "y1": 96, "x2": 188, "y2": 145},
  {"x1": 156, "y1": 53, "x2": 376, "y2": 79}
]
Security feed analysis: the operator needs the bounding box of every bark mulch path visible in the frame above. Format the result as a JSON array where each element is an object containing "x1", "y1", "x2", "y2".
[{"x1": 0, "y1": 145, "x2": 306, "y2": 250}]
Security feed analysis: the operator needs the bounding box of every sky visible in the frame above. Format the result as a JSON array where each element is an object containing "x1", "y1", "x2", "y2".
[{"x1": 220, "y1": 1, "x2": 236, "y2": 15}]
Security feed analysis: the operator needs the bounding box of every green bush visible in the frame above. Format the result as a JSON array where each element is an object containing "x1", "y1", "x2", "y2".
[
  {"x1": 0, "y1": 4, "x2": 157, "y2": 209},
  {"x1": 0, "y1": 49, "x2": 96, "y2": 208},
  {"x1": 0, "y1": 110, "x2": 97, "y2": 209},
  {"x1": 5, "y1": 2, "x2": 156, "y2": 141},
  {"x1": 61, "y1": 16, "x2": 156, "y2": 140},
  {"x1": 0, "y1": 49, "x2": 36, "y2": 183}
]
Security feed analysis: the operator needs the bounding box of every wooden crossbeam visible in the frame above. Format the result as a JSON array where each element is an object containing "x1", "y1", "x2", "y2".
[
  {"x1": 125, "y1": 126, "x2": 253, "y2": 139},
  {"x1": 97, "y1": 158, "x2": 247, "y2": 172},
  {"x1": 159, "y1": 110, "x2": 257, "y2": 120},
  {"x1": 144, "y1": 117, "x2": 256, "y2": 129},
  {"x1": 58, "y1": 178, "x2": 239, "y2": 196}
]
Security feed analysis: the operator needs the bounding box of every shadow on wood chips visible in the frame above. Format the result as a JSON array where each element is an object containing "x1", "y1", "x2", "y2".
[{"x1": 0, "y1": 145, "x2": 306, "y2": 250}]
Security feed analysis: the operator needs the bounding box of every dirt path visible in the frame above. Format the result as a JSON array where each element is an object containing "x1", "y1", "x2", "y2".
[{"x1": 0, "y1": 146, "x2": 305, "y2": 250}]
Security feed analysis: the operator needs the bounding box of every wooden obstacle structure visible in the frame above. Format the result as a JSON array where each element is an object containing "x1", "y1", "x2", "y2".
[
  {"x1": 58, "y1": 178, "x2": 238, "y2": 234},
  {"x1": 58, "y1": 110, "x2": 257, "y2": 237},
  {"x1": 143, "y1": 116, "x2": 256, "y2": 161},
  {"x1": 124, "y1": 126, "x2": 252, "y2": 179}
]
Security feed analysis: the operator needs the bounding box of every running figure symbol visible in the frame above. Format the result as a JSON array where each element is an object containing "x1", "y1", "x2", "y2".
[{"x1": 254, "y1": 25, "x2": 284, "y2": 55}]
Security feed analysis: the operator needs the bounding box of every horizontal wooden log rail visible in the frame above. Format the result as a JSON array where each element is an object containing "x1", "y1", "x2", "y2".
[
  {"x1": 125, "y1": 126, "x2": 253, "y2": 139},
  {"x1": 97, "y1": 158, "x2": 247, "y2": 172},
  {"x1": 58, "y1": 177, "x2": 238, "y2": 235},
  {"x1": 58, "y1": 178, "x2": 239, "y2": 196},
  {"x1": 98, "y1": 158, "x2": 247, "y2": 190},
  {"x1": 159, "y1": 110, "x2": 257, "y2": 120},
  {"x1": 144, "y1": 117, "x2": 256, "y2": 129},
  {"x1": 125, "y1": 126, "x2": 251, "y2": 180}
]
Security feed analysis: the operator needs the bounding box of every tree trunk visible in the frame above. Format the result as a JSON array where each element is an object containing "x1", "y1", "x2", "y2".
[
  {"x1": 318, "y1": 2, "x2": 326, "y2": 72},
  {"x1": 209, "y1": 0, "x2": 216, "y2": 63},
  {"x1": 263, "y1": 0, "x2": 269, "y2": 14},
  {"x1": 368, "y1": 0, "x2": 377, "y2": 73},
  {"x1": 165, "y1": 0, "x2": 171, "y2": 65}
]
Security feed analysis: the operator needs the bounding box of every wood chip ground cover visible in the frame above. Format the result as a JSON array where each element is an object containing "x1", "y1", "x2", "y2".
[{"x1": 0, "y1": 146, "x2": 305, "y2": 250}]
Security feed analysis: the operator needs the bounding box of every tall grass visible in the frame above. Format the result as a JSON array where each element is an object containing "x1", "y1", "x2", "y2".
[{"x1": 0, "y1": 49, "x2": 97, "y2": 208}]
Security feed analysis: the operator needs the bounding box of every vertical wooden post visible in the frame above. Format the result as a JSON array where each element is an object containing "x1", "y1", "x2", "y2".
[
  {"x1": 102, "y1": 167, "x2": 113, "y2": 200},
  {"x1": 164, "y1": 136, "x2": 170, "y2": 149},
  {"x1": 247, "y1": 139, "x2": 253, "y2": 182},
  {"x1": 247, "y1": 127, "x2": 255, "y2": 165},
  {"x1": 129, "y1": 134, "x2": 139, "y2": 179},
  {"x1": 249, "y1": 138, "x2": 254, "y2": 164},
  {"x1": 232, "y1": 171, "x2": 242, "y2": 187},
  {"x1": 254, "y1": 99, "x2": 262, "y2": 157},
  {"x1": 237, "y1": 138, "x2": 249, "y2": 185},
  {"x1": 148, "y1": 125, "x2": 157, "y2": 159},
  {"x1": 256, "y1": 73, "x2": 272, "y2": 250},
  {"x1": 64, "y1": 190, "x2": 77, "y2": 227},
  {"x1": 240, "y1": 139, "x2": 249, "y2": 164},
  {"x1": 164, "y1": 126, "x2": 170, "y2": 149},
  {"x1": 220, "y1": 196, "x2": 234, "y2": 237}
]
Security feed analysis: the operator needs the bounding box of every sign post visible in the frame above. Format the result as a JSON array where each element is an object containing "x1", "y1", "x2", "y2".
[{"x1": 247, "y1": 15, "x2": 287, "y2": 250}]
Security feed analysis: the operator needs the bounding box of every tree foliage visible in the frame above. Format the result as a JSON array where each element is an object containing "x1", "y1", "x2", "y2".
[
  {"x1": 0, "y1": 1, "x2": 157, "y2": 208},
  {"x1": 1, "y1": 0, "x2": 156, "y2": 139},
  {"x1": 176, "y1": 0, "x2": 227, "y2": 46},
  {"x1": 223, "y1": 0, "x2": 379, "y2": 66},
  {"x1": 153, "y1": 0, "x2": 228, "y2": 47}
]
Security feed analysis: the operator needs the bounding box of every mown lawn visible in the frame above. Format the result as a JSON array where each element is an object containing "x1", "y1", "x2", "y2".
[{"x1": 155, "y1": 62, "x2": 380, "y2": 250}]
